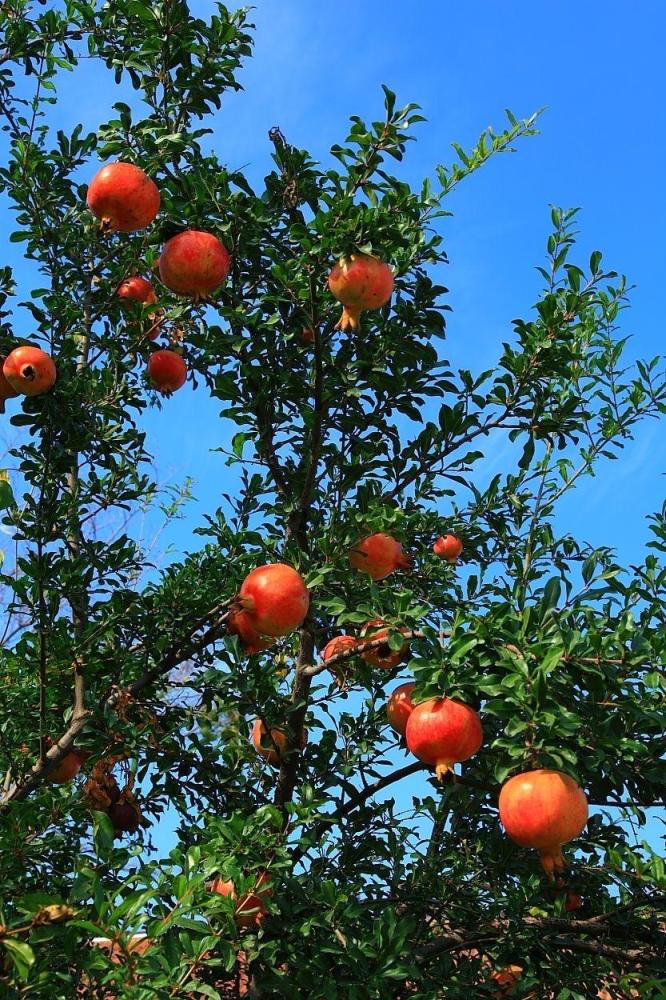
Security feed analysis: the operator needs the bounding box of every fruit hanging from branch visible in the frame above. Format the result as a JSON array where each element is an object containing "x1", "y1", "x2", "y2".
[
  {"x1": 251, "y1": 719, "x2": 308, "y2": 767},
  {"x1": 405, "y1": 698, "x2": 483, "y2": 781},
  {"x1": 46, "y1": 745, "x2": 85, "y2": 785},
  {"x1": 328, "y1": 253, "x2": 394, "y2": 332},
  {"x1": 3, "y1": 346, "x2": 57, "y2": 396},
  {"x1": 360, "y1": 619, "x2": 409, "y2": 670},
  {"x1": 239, "y1": 563, "x2": 309, "y2": 637},
  {"x1": 433, "y1": 534, "x2": 463, "y2": 563},
  {"x1": 118, "y1": 276, "x2": 162, "y2": 340},
  {"x1": 348, "y1": 532, "x2": 411, "y2": 580},
  {"x1": 322, "y1": 634, "x2": 358, "y2": 685},
  {"x1": 0, "y1": 358, "x2": 19, "y2": 413},
  {"x1": 210, "y1": 871, "x2": 273, "y2": 928},
  {"x1": 158, "y1": 229, "x2": 231, "y2": 301},
  {"x1": 108, "y1": 791, "x2": 142, "y2": 835},
  {"x1": 386, "y1": 682, "x2": 416, "y2": 736},
  {"x1": 498, "y1": 769, "x2": 588, "y2": 877},
  {"x1": 228, "y1": 609, "x2": 275, "y2": 655},
  {"x1": 147, "y1": 349, "x2": 187, "y2": 394},
  {"x1": 87, "y1": 161, "x2": 160, "y2": 233}
]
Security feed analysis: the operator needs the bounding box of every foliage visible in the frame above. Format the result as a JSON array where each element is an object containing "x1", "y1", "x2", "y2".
[{"x1": 0, "y1": 2, "x2": 664, "y2": 997}]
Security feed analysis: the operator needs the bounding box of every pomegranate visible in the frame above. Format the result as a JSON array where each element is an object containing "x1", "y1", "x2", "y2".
[
  {"x1": 433, "y1": 534, "x2": 463, "y2": 563},
  {"x1": 328, "y1": 253, "x2": 394, "y2": 331},
  {"x1": 490, "y1": 965, "x2": 523, "y2": 997},
  {"x1": 301, "y1": 327, "x2": 315, "y2": 344},
  {"x1": 91, "y1": 935, "x2": 152, "y2": 964},
  {"x1": 0, "y1": 358, "x2": 19, "y2": 413},
  {"x1": 108, "y1": 794, "x2": 142, "y2": 834},
  {"x1": 47, "y1": 750, "x2": 83, "y2": 785},
  {"x1": 386, "y1": 682, "x2": 416, "y2": 736},
  {"x1": 498, "y1": 769, "x2": 588, "y2": 877},
  {"x1": 565, "y1": 891, "x2": 583, "y2": 912},
  {"x1": 360, "y1": 619, "x2": 408, "y2": 670},
  {"x1": 228, "y1": 610, "x2": 274, "y2": 655},
  {"x1": 147, "y1": 349, "x2": 187, "y2": 394},
  {"x1": 322, "y1": 634, "x2": 358, "y2": 684},
  {"x1": 210, "y1": 872, "x2": 272, "y2": 928},
  {"x1": 348, "y1": 533, "x2": 411, "y2": 581},
  {"x1": 3, "y1": 346, "x2": 56, "y2": 396},
  {"x1": 159, "y1": 229, "x2": 230, "y2": 300},
  {"x1": 87, "y1": 161, "x2": 160, "y2": 233},
  {"x1": 117, "y1": 275, "x2": 158, "y2": 306},
  {"x1": 251, "y1": 719, "x2": 307, "y2": 767},
  {"x1": 405, "y1": 698, "x2": 483, "y2": 781},
  {"x1": 239, "y1": 563, "x2": 309, "y2": 637}
]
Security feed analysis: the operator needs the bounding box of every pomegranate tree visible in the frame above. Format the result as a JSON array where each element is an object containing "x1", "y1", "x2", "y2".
[
  {"x1": 498, "y1": 769, "x2": 588, "y2": 876},
  {"x1": 405, "y1": 698, "x2": 483, "y2": 780},
  {"x1": 386, "y1": 682, "x2": 416, "y2": 736},
  {"x1": 87, "y1": 161, "x2": 160, "y2": 233},
  {"x1": 238, "y1": 563, "x2": 309, "y2": 637},
  {"x1": 3, "y1": 346, "x2": 56, "y2": 396},
  {"x1": 147, "y1": 349, "x2": 187, "y2": 394},
  {"x1": 348, "y1": 533, "x2": 411, "y2": 580},
  {"x1": 158, "y1": 229, "x2": 231, "y2": 300},
  {"x1": 328, "y1": 253, "x2": 394, "y2": 331}
]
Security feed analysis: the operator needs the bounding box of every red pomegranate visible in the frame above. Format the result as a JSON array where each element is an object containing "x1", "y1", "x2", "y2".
[
  {"x1": 322, "y1": 635, "x2": 358, "y2": 684},
  {"x1": 87, "y1": 161, "x2": 160, "y2": 233},
  {"x1": 3, "y1": 346, "x2": 56, "y2": 396},
  {"x1": 498, "y1": 769, "x2": 588, "y2": 877},
  {"x1": 433, "y1": 534, "x2": 463, "y2": 563},
  {"x1": 210, "y1": 872, "x2": 273, "y2": 928},
  {"x1": 348, "y1": 533, "x2": 411, "y2": 581},
  {"x1": 108, "y1": 794, "x2": 142, "y2": 834},
  {"x1": 118, "y1": 275, "x2": 158, "y2": 306},
  {"x1": 328, "y1": 253, "x2": 394, "y2": 331},
  {"x1": 490, "y1": 965, "x2": 523, "y2": 997},
  {"x1": 147, "y1": 349, "x2": 187, "y2": 394},
  {"x1": 239, "y1": 563, "x2": 309, "y2": 637},
  {"x1": 0, "y1": 358, "x2": 19, "y2": 413},
  {"x1": 251, "y1": 719, "x2": 308, "y2": 767},
  {"x1": 405, "y1": 698, "x2": 483, "y2": 781},
  {"x1": 159, "y1": 229, "x2": 230, "y2": 300},
  {"x1": 360, "y1": 619, "x2": 409, "y2": 670},
  {"x1": 47, "y1": 750, "x2": 83, "y2": 785},
  {"x1": 301, "y1": 327, "x2": 315, "y2": 344},
  {"x1": 565, "y1": 892, "x2": 583, "y2": 912},
  {"x1": 386, "y1": 682, "x2": 416, "y2": 736},
  {"x1": 228, "y1": 609, "x2": 274, "y2": 655}
]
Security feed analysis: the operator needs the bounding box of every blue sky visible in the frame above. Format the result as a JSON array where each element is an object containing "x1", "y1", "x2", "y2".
[{"x1": 1, "y1": 2, "x2": 664, "y2": 866}]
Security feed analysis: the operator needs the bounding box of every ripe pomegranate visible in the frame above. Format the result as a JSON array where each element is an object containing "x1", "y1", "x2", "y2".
[
  {"x1": 386, "y1": 682, "x2": 416, "y2": 736},
  {"x1": 239, "y1": 563, "x2": 309, "y2": 637},
  {"x1": 490, "y1": 965, "x2": 522, "y2": 997},
  {"x1": 433, "y1": 534, "x2": 463, "y2": 563},
  {"x1": 348, "y1": 533, "x2": 411, "y2": 581},
  {"x1": 405, "y1": 698, "x2": 483, "y2": 781},
  {"x1": 47, "y1": 750, "x2": 83, "y2": 785},
  {"x1": 251, "y1": 719, "x2": 307, "y2": 767},
  {"x1": 147, "y1": 349, "x2": 187, "y2": 394},
  {"x1": 91, "y1": 934, "x2": 152, "y2": 964},
  {"x1": 210, "y1": 872, "x2": 272, "y2": 928},
  {"x1": 228, "y1": 609, "x2": 274, "y2": 655},
  {"x1": 3, "y1": 346, "x2": 56, "y2": 396},
  {"x1": 565, "y1": 891, "x2": 583, "y2": 912},
  {"x1": 0, "y1": 358, "x2": 19, "y2": 413},
  {"x1": 360, "y1": 619, "x2": 408, "y2": 670},
  {"x1": 322, "y1": 634, "x2": 358, "y2": 684},
  {"x1": 87, "y1": 161, "x2": 160, "y2": 233},
  {"x1": 328, "y1": 253, "x2": 394, "y2": 331},
  {"x1": 159, "y1": 229, "x2": 230, "y2": 300},
  {"x1": 117, "y1": 275, "x2": 158, "y2": 306},
  {"x1": 498, "y1": 769, "x2": 589, "y2": 877},
  {"x1": 301, "y1": 327, "x2": 315, "y2": 344},
  {"x1": 108, "y1": 795, "x2": 141, "y2": 834}
]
